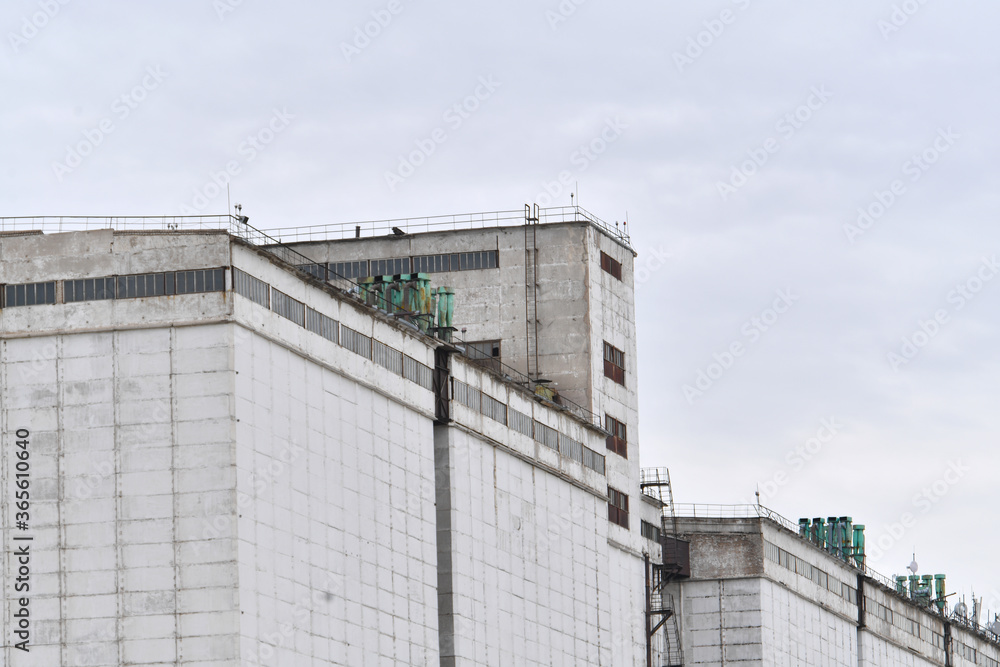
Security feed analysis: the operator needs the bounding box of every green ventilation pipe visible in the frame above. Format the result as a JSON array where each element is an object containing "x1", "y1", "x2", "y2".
[
  {"x1": 827, "y1": 516, "x2": 839, "y2": 555},
  {"x1": 838, "y1": 517, "x2": 852, "y2": 561},
  {"x1": 934, "y1": 574, "x2": 946, "y2": 613},
  {"x1": 812, "y1": 518, "x2": 825, "y2": 548},
  {"x1": 436, "y1": 286, "x2": 454, "y2": 341},
  {"x1": 852, "y1": 525, "x2": 865, "y2": 568}
]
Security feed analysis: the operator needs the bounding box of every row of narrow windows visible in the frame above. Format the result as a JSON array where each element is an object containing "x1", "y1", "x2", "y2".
[
  {"x1": 233, "y1": 268, "x2": 433, "y2": 389},
  {"x1": 763, "y1": 539, "x2": 858, "y2": 605},
  {"x1": 298, "y1": 250, "x2": 499, "y2": 281},
  {"x1": 451, "y1": 378, "x2": 606, "y2": 475},
  {"x1": 2, "y1": 269, "x2": 226, "y2": 308}
]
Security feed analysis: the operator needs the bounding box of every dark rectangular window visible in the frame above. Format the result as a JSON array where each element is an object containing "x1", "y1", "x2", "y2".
[
  {"x1": 409, "y1": 250, "x2": 497, "y2": 274},
  {"x1": 605, "y1": 415, "x2": 627, "y2": 458},
  {"x1": 65, "y1": 277, "x2": 116, "y2": 303},
  {"x1": 297, "y1": 263, "x2": 328, "y2": 280},
  {"x1": 533, "y1": 421, "x2": 559, "y2": 450},
  {"x1": 116, "y1": 273, "x2": 167, "y2": 299},
  {"x1": 340, "y1": 325, "x2": 372, "y2": 359},
  {"x1": 481, "y1": 393, "x2": 507, "y2": 425},
  {"x1": 271, "y1": 288, "x2": 305, "y2": 326},
  {"x1": 4, "y1": 281, "x2": 57, "y2": 307},
  {"x1": 330, "y1": 261, "x2": 370, "y2": 280},
  {"x1": 464, "y1": 339, "x2": 501, "y2": 372},
  {"x1": 509, "y1": 409, "x2": 533, "y2": 438},
  {"x1": 600, "y1": 251, "x2": 622, "y2": 280},
  {"x1": 608, "y1": 487, "x2": 629, "y2": 529},
  {"x1": 582, "y1": 448, "x2": 605, "y2": 475},
  {"x1": 403, "y1": 355, "x2": 433, "y2": 389},
  {"x1": 373, "y1": 339, "x2": 403, "y2": 375},
  {"x1": 174, "y1": 268, "x2": 225, "y2": 295},
  {"x1": 451, "y1": 379, "x2": 481, "y2": 412},
  {"x1": 641, "y1": 520, "x2": 661, "y2": 542},
  {"x1": 603, "y1": 341, "x2": 625, "y2": 385},
  {"x1": 558, "y1": 433, "x2": 584, "y2": 464},
  {"x1": 233, "y1": 268, "x2": 269, "y2": 307},
  {"x1": 305, "y1": 307, "x2": 338, "y2": 343},
  {"x1": 370, "y1": 257, "x2": 410, "y2": 277}
]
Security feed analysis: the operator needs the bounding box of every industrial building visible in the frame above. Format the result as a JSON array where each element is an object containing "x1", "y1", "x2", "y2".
[
  {"x1": 658, "y1": 505, "x2": 1000, "y2": 667},
  {"x1": 10, "y1": 205, "x2": 993, "y2": 666},
  {"x1": 0, "y1": 207, "x2": 666, "y2": 666}
]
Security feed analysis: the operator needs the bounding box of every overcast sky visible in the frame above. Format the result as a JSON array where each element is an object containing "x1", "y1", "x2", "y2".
[{"x1": 3, "y1": 0, "x2": 999, "y2": 617}]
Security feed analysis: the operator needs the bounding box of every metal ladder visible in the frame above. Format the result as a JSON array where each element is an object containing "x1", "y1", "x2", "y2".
[
  {"x1": 643, "y1": 468, "x2": 685, "y2": 666},
  {"x1": 524, "y1": 204, "x2": 539, "y2": 378}
]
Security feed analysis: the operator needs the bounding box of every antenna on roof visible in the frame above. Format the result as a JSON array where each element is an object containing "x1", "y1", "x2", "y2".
[{"x1": 227, "y1": 184, "x2": 232, "y2": 219}]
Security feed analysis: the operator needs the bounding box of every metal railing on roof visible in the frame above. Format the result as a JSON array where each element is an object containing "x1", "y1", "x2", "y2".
[
  {"x1": 259, "y1": 205, "x2": 632, "y2": 247},
  {"x1": 672, "y1": 503, "x2": 802, "y2": 534},
  {"x1": 0, "y1": 214, "x2": 236, "y2": 233},
  {"x1": 0, "y1": 205, "x2": 633, "y2": 247}
]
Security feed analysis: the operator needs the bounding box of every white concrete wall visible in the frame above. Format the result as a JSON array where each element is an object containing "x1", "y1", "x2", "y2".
[
  {"x1": 679, "y1": 578, "x2": 763, "y2": 665},
  {"x1": 232, "y1": 328, "x2": 439, "y2": 666},
  {"x1": 583, "y1": 224, "x2": 648, "y2": 554},
  {"x1": 435, "y1": 425, "x2": 644, "y2": 667},
  {"x1": 605, "y1": 544, "x2": 647, "y2": 663},
  {"x1": 761, "y1": 521, "x2": 859, "y2": 623},
  {"x1": 1, "y1": 325, "x2": 238, "y2": 666},
  {"x1": 760, "y1": 578, "x2": 856, "y2": 666},
  {"x1": 857, "y1": 631, "x2": 938, "y2": 667},
  {"x1": 951, "y1": 623, "x2": 1000, "y2": 667},
  {"x1": 860, "y1": 582, "x2": 945, "y2": 664}
]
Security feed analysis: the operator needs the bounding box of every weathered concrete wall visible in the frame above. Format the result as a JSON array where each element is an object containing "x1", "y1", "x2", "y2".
[
  {"x1": 0, "y1": 229, "x2": 231, "y2": 285},
  {"x1": 679, "y1": 578, "x2": 763, "y2": 665},
  {"x1": 677, "y1": 517, "x2": 764, "y2": 580},
  {"x1": 582, "y1": 224, "x2": 643, "y2": 548},
  {"x1": 1, "y1": 325, "x2": 239, "y2": 666},
  {"x1": 433, "y1": 423, "x2": 643, "y2": 667},
  {"x1": 760, "y1": 578, "x2": 856, "y2": 666},
  {"x1": 761, "y1": 521, "x2": 859, "y2": 624},
  {"x1": 950, "y1": 622, "x2": 1000, "y2": 667},
  {"x1": 857, "y1": 631, "x2": 938, "y2": 667},
  {"x1": 860, "y1": 581, "x2": 945, "y2": 665},
  {"x1": 438, "y1": 355, "x2": 646, "y2": 665},
  {"x1": 231, "y1": 327, "x2": 440, "y2": 666}
]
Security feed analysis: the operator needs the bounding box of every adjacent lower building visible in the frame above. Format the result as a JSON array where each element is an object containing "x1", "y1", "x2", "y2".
[{"x1": 661, "y1": 506, "x2": 1000, "y2": 667}]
